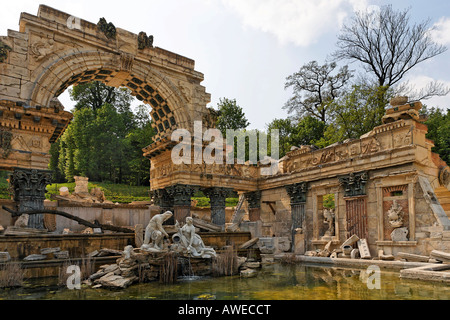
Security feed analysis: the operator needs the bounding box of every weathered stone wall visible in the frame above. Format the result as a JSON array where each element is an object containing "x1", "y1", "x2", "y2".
[
  {"x1": 258, "y1": 163, "x2": 450, "y2": 258},
  {"x1": 0, "y1": 199, "x2": 153, "y2": 233}
]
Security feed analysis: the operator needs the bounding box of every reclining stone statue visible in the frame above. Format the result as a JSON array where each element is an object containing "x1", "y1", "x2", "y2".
[{"x1": 172, "y1": 217, "x2": 216, "y2": 259}]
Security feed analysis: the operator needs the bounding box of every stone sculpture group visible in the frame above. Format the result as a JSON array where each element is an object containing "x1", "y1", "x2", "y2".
[{"x1": 140, "y1": 211, "x2": 216, "y2": 259}]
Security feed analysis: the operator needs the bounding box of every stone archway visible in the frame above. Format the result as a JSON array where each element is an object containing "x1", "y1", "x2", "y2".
[{"x1": 0, "y1": 5, "x2": 213, "y2": 228}]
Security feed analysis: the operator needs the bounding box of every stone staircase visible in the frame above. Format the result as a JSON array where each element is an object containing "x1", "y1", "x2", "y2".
[{"x1": 435, "y1": 186, "x2": 450, "y2": 219}]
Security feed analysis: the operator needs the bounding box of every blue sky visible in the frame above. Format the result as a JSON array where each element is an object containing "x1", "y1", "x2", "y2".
[{"x1": 2, "y1": 0, "x2": 450, "y2": 130}]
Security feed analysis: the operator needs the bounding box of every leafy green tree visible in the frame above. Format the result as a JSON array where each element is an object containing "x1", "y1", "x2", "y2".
[
  {"x1": 124, "y1": 105, "x2": 154, "y2": 186},
  {"x1": 267, "y1": 116, "x2": 326, "y2": 157},
  {"x1": 52, "y1": 82, "x2": 155, "y2": 185},
  {"x1": 292, "y1": 116, "x2": 327, "y2": 147},
  {"x1": 424, "y1": 107, "x2": 450, "y2": 164},
  {"x1": 328, "y1": 84, "x2": 391, "y2": 142},
  {"x1": 267, "y1": 118, "x2": 296, "y2": 157},
  {"x1": 48, "y1": 140, "x2": 64, "y2": 183},
  {"x1": 215, "y1": 98, "x2": 250, "y2": 136},
  {"x1": 70, "y1": 81, "x2": 133, "y2": 113}
]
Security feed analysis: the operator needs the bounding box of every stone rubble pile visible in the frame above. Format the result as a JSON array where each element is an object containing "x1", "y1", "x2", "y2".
[
  {"x1": 303, "y1": 233, "x2": 450, "y2": 264},
  {"x1": 83, "y1": 245, "x2": 263, "y2": 289}
]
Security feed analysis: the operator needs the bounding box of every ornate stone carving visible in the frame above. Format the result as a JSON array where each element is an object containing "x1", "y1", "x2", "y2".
[
  {"x1": 338, "y1": 171, "x2": 369, "y2": 197},
  {"x1": 204, "y1": 187, "x2": 231, "y2": 208},
  {"x1": 137, "y1": 32, "x2": 154, "y2": 50},
  {"x1": 204, "y1": 187, "x2": 232, "y2": 227},
  {"x1": 152, "y1": 189, "x2": 174, "y2": 211},
  {"x1": 0, "y1": 128, "x2": 13, "y2": 158},
  {"x1": 387, "y1": 200, "x2": 404, "y2": 228},
  {"x1": 394, "y1": 131, "x2": 412, "y2": 147},
  {"x1": 9, "y1": 168, "x2": 53, "y2": 229},
  {"x1": 439, "y1": 166, "x2": 450, "y2": 189},
  {"x1": 166, "y1": 184, "x2": 197, "y2": 207},
  {"x1": 0, "y1": 41, "x2": 11, "y2": 63},
  {"x1": 120, "y1": 53, "x2": 134, "y2": 72},
  {"x1": 285, "y1": 182, "x2": 308, "y2": 205},
  {"x1": 97, "y1": 17, "x2": 116, "y2": 39},
  {"x1": 323, "y1": 208, "x2": 335, "y2": 237},
  {"x1": 30, "y1": 39, "x2": 55, "y2": 61},
  {"x1": 361, "y1": 138, "x2": 381, "y2": 154}
]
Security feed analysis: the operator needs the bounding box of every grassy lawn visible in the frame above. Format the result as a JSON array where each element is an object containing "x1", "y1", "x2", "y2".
[
  {"x1": 46, "y1": 182, "x2": 151, "y2": 203},
  {"x1": 45, "y1": 182, "x2": 239, "y2": 206},
  {"x1": 0, "y1": 171, "x2": 240, "y2": 206}
]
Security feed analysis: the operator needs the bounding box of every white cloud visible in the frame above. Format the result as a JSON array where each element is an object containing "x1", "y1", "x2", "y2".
[
  {"x1": 431, "y1": 17, "x2": 450, "y2": 46},
  {"x1": 221, "y1": 0, "x2": 369, "y2": 47}
]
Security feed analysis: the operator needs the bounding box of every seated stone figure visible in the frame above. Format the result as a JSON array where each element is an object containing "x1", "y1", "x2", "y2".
[
  {"x1": 141, "y1": 211, "x2": 173, "y2": 251},
  {"x1": 172, "y1": 217, "x2": 216, "y2": 259}
]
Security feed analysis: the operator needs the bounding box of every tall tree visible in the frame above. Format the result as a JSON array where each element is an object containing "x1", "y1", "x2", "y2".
[
  {"x1": 334, "y1": 5, "x2": 447, "y2": 92},
  {"x1": 267, "y1": 118, "x2": 296, "y2": 158},
  {"x1": 215, "y1": 98, "x2": 250, "y2": 136},
  {"x1": 284, "y1": 61, "x2": 353, "y2": 123},
  {"x1": 329, "y1": 84, "x2": 392, "y2": 142},
  {"x1": 267, "y1": 116, "x2": 327, "y2": 157},
  {"x1": 424, "y1": 107, "x2": 450, "y2": 164},
  {"x1": 52, "y1": 82, "x2": 155, "y2": 185}
]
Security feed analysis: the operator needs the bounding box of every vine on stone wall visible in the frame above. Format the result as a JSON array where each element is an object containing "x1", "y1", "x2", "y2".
[
  {"x1": 0, "y1": 129, "x2": 13, "y2": 159},
  {"x1": 0, "y1": 41, "x2": 12, "y2": 63}
]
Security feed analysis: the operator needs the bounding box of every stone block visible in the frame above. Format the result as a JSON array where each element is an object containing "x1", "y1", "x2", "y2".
[
  {"x1": 0, "y1": 252, "x2": 11, "y2": 263},
  {"x1": 357, "y1": 239, "x2": 371, "y2": 259},
  {"x1": 341, "y1": 234, "x2": 360, "y2": 248}
]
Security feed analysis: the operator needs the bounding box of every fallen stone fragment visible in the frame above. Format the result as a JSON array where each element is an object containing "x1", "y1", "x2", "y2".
[
  {"x1": 430, "y1": 250, "x2": 450, "y2": 263},
  {"x1": 240, "y1": 268, "x2": 257, "y2": 278},
  {"x1": 54, "y1": 251, "x2": 69, "y2": 259},
  {"x1": 243, "y1": 261, "x2": 261, "y2": 269},
  {"x1": 341, "y1": 235, "x2": 360, "y2": 248},
  {"x1": 96, "y1": 272, "x2": 137, "y2": 289},
  {"x1": 239, "y1": 238, "x2": 260, "y2": 249},
  {"x1": 0, "y1": 252, "x2": 11, "y2": 262},
  {"x1": 397, "y1": 252, "x2": 430, "y2": 262},
  {"x1": 40, "y1": 247, "x2": 61, "y2": 255},
  {"x1": 23, "y1": 254, "x2": 47, "y2": 261}
]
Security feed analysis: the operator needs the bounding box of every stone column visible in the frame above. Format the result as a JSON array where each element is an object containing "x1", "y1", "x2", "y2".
[
  {"x1": 167, "y1": 184, "x2": 197, "y2": 224},
  {"x1": 286, "y1": 182, "x2": 309, "y2": 253},
  {"x1": 153, "y1": 189, "x2": 174, "y2": 212},
  {"x1": 245, "y1": 191, "x2": 262, "y2": 222},
  {"x1": 204, "y1": 187, "x2": 232, "y2": 228},
  {"x1": 10, "y1": 168, "x2": 53, "y2": 230},
  {"x1": 152, "y1": 188, "x2": 175, "y2": 224}
]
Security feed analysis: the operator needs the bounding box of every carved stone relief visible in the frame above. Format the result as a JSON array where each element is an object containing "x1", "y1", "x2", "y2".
[
  {"x1": 30, "y1": 39, "x2": 55, "y2": 61},
  {"x1": 338, "y1": 171, "x2": 369, "y2": 198},
  {"x1": 362, "y1": 138, "x2": 381, "y2": 154},
  {"x1": 382, "y1": 185, "x2": 409, "y2": 241}
]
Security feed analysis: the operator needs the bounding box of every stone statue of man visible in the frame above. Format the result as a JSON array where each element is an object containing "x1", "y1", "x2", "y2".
[{"x1": 142, "y1": 211, "x2": 173, "y2": 251}]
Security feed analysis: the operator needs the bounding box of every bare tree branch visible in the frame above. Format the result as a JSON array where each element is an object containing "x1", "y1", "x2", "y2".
[{"x1": 333, "y1": 5, "x2": 447, "y2": 89}]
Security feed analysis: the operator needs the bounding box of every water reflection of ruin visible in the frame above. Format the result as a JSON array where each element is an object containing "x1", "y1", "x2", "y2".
[{"x1": 0, "y1": 5, "x2": 449, "y2": 275}]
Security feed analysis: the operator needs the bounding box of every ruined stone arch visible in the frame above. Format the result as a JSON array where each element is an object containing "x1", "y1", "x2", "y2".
[
  {"x1": 0, "y1": 4, "x2": 212, "y2": 155},
  {"x1": 27, "y1": 49, "x2": 192, "y2": 140}
]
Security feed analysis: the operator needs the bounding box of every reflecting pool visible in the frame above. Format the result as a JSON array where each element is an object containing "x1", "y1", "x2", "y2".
[{"x1": 1, "y1": 263, "x2": 449, "y2": 300}]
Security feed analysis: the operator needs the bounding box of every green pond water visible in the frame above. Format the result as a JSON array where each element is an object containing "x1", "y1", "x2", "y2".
[{"x1": 1, "y1": 263, "x2": 449, "y2": 300}]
